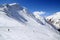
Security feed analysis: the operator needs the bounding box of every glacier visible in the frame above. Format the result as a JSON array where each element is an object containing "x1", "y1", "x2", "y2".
[{"x1": 0, "y1": 3, "x2": 60, "y2": 40}]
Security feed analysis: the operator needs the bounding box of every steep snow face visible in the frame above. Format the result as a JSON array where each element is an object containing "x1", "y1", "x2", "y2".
[
  {"x1": 0, "y1": 11, "x2": 22, "y2": 27},
  {"x1": 46, "y1": 12, "x2": 60, "y2": 29},
  {"x1": 0, "y1": 3, "x2": 60, "y2": 40},
  {"x1": 4, "y1": 3, "x2": 28, "y2": 23}
]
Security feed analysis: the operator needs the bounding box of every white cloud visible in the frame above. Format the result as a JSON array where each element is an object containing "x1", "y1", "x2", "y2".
[{"x1": 33, "y1": 11, "x2": 45, "y2": 18}]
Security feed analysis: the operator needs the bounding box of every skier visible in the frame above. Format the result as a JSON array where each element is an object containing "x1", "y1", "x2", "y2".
[
  {"x1": 58, "y1": 29, "x2": 60, "y2": 32},
  {"x1": 8, "y1": 29, "x2": 10, "y2": 31}
]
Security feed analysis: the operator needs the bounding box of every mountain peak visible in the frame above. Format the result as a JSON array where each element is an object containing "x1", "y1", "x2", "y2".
[
  {"x1": 46, "y1": 12, "x2": 60, "y2": 29},
  {"x1": 0, "y1": 3, "x2": 28, "y2": 23}
]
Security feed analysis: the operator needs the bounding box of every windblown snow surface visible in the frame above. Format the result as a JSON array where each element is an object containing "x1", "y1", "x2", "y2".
[{"x1": 0, "y1": 3, "x2": 60, "y2": 40}]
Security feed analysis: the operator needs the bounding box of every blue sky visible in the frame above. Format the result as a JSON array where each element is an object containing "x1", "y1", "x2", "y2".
[{"x1": 0, "y1": 0, "x2": 60, "y2": 16}]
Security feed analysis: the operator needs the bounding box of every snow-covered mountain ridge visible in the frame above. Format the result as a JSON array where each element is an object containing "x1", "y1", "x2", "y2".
[
  {"x1": 46, "y1": 12, "x2": 60, "y2": 30},
  {"x1": 0, "y1": 3, "x2": 60, "y2": 40}
]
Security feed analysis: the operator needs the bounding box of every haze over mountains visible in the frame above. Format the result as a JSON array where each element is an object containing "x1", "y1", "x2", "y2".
[{"x1": 0, "y1": 3, "x2": 60, "y2": 40}]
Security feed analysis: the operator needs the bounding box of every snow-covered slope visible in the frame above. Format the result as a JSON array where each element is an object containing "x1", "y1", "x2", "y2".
[
  {"x1": 46, "y1": 12, "x2": 60, "y2": 30},
  {"x1": 0, "y1": 3, "x2": 60, "y2": 40}
]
